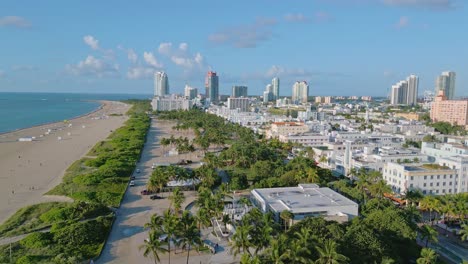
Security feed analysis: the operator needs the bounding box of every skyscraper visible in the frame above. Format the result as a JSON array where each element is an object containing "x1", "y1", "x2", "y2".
[
  {"x1": 154, "y1": 71, "x2": 169, "y2": 97},
  {"x1": 390, "y1": 74, "x2": 418, "y2": 105},
  {"x1": 232, "y1": 86, "x2": 248, "y2": 98},
  {"x1": 436, "y1": 71, "x2": 456, "y2": 100},
  {"x1": 184, "y1": 85, "x2": 198, "y2": 100},
  {"x1": 406, "y1": 74, "x2": 419, "y2": 105},
  {"x1": 292, "y1": 81, "x2": 309, "y2": 104},
  {"x1": 272, "y1": 77, "x2": 280, "y2": 100},
  {"x1": 205, "y1": 71, "x2": 219, "y2": 104},
  {"x1": 390, "y1": 80, "x2": 408, "y2": 105}
]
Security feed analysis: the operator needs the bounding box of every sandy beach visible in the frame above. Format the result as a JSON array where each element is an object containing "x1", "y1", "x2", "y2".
[{"x1": 0, "y1": 101, "x2": 130, "y2": 224}]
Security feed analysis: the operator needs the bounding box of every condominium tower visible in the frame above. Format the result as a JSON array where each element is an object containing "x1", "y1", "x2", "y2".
[
  {"x1": 184, "y1": 85, "x2": 198, "y2": 100},
  {"x1": 154, "y1": 71, "x2": 169, "y2": 97},
  {"x1": 435, "y1": 71, "x2": 456, "y2": 100},
  {"x1": 272, "y1": 77, "x2": 280, "y2": 100},
  {"x1": 390, "y1": 75, "x2": 418, "y2": 105},
  {"x1": 232, "y1": 86, "x2": 248, "y2": 98},
  {"x1": 292, "y1": 81, "x2": 309, "y2": 104},
  {"x1": 205, "y1": 71, "x2": 219, "y2": 104}
]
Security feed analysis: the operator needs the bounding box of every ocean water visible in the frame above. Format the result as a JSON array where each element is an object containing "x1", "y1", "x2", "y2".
[{"x1": 0, "y1": 92, "x2": 150, "y2": 134}]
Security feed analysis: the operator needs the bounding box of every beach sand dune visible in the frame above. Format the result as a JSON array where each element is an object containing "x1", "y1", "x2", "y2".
[{"x1": 0, "y1": 101, "x2": 130, "y2": 224}]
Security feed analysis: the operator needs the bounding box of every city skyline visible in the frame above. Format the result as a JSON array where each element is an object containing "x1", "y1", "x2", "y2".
[{"x1": 0, "y1": 0, "x2": 467, "y2": 96}]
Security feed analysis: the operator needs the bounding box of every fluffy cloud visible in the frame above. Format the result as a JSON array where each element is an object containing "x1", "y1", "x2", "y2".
[
  {"x1": 284, "y1": 13, "x2": 308, "y2": 22},
  {"x1": 143, "y1": 52, "x2": 163, "y2": 68},
  {"x1": 396, "y1": 16, "x2": 410, "y2": 28},
  {"x1": 126, "y1": 67, "x2": 154, "y2": 79},
  {"x1": 208, "y1": 17, "x2": 277, "y2": 48},
  {"x1": 382, "y1": 0, "x2": 455, "y2": 9},
  {"x1": 83, "y1": 35, "x2": 99, "y2": 50},
  {"x1": 127, "y1": 49, "x2": 138, "y2": 64},
  {"x1": 66, "y1": 55, "x2": 119, "y2": 77},
  {"x1": 158, "y1": 42, "x2": 206, "y2": 71},
  {"x1": 0, "y1": 16, "x2": 31, "y2": 28},
  {"x1": 158, "y1": 42, "x2": 173, "y2": 56}
]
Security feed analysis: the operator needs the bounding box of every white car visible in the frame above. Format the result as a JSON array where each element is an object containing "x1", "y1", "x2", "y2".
[{"x1": 129, "y1": 180, "x2": 135, "y2": 186}]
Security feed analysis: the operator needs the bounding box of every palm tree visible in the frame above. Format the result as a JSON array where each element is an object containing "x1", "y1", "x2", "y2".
[
  {"x1": 221, "y1": 214, "x2": 231, "y2": 232},
  {"x1": 459, "y1": 224, "x2": 468, "y2": 242},
  {"x1": 416, "y1": 248, "x2": 437, "y2": 264},
  {"x1": 230, "y1": 224, "x2": 252, "y2": 257},
  {"x1": 139, "y1": 231, "x2": 168, "y2": 264},
  {"x1": 419, "y1": 225, "x2": 438, "y2": 247},
  {"x1": 168, "y1": 187, "x2": 185, "y2": 214},
  {"x1": 315, "y1": 239, "x2": 348, "y2": 264},
  {"x1": 268, "y1": 234, "x2": 289, "y2": 264},
  {"x1": 369, "y1": 180, "x2": 392, "y2": 201},
  {"x1": 162, "y1": 209, "x2": 179, "y2": 264},
  {"x1": 420, "y1": 196, "x2": 438, "y2": 225},
  {"x1": 280, "y1": 210, "x2": 294, "y2": 231},
  {"x1": 404, "y1": 189, "x2": 423, "y2": 207},
  {"x1": 380, "y1": 257, "x2": 395, "y2": 264},
  {"x1": 178, "y1": 211, "x2": 202, "y2": 264},
  {"x1": 145, "y1": 214, "x2": 164, "y2": 232}
]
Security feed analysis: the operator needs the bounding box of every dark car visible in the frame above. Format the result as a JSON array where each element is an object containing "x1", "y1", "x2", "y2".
[
  {"x1": 150, "y1": 194, "x2": 163, "y2": 200},
  {"x1": 140, "y1": 190, "x2": 152, "y2": 195},
  {"x1": 130, "y1": 176, "x2": 136, "y2": 180}
]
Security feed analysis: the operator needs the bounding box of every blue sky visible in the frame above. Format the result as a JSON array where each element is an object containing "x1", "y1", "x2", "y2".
[{"x1": 0, "y1": 0, "x2": 467, "y2": 97}]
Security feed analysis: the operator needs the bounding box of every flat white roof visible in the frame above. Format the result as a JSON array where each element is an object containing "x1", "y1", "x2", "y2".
[{"x1": 251, "y1": 184, "x2": 358, "y2": 214}]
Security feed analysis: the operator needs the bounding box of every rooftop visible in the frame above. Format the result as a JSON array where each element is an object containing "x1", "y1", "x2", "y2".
[{"x1": 251, "y1": 184, "x2": 358, "y2": 214}]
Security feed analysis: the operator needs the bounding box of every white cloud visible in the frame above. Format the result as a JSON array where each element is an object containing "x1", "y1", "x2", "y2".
[
  {"x1": 126, "y1": 67, "x2": 154, "y2": 79},
  {"x1": 143, "y1": 52, "x2": 163, "y2": 68},
  {"x1": 127, "y1": 49, "x2": 138, "y2": 64},
  {"x1": 0, "y1": 16, "x2": 31, "y2": 28},
  {"x1": 158, "y1": 42, "x2": 206, "y2": 71},
  {"x1": 66, "y1": 55, "x2": 119, "y2": 78},
  {"x1": 179, "y1": 43, "x2": 188, "y2": 51},
  {"x1": 158, "y1": 42, "x2": 173, "y2": 55},
  {"x1": 284, "y1": 13, "x2": 308, "y2": 22},
  {"x1": 382, "y1": 0, "x2": 455, "y2": 9},
  {"x1": 83, "y1": 35, "x2": 99, "y2": 50},
  {"x1": 396, "y1": 16, "x2": 410, "y2": 28},
  {"x1": 208, "y1": 17, "x2": 277, "y2": 48}
]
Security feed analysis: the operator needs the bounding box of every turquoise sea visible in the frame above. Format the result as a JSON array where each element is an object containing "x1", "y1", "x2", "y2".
[{"x1": 0, "y1": 92, "x2": 150, "y2": 134}]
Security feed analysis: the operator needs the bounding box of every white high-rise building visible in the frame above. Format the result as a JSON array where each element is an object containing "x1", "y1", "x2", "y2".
[
  {"x1": 272, "y1": 77, "x2": 280, "y2": 100},
  {"x1": 292, "y1": 81, "x2": 309, "y2": 104},
  {"x1": 436, "y1": 71, "x2": 456, "y2": 100},
  {"x1": 390, "y1": 74, "x2": 419, "y2": 105},
  {"x1": 406, "y1": 74, "x2": 419, "y2": 105},
  {"x1": 390, "y1": 81, "x2": 408, "y2": 105},
  {"x1": 184, "y1": 85, "x2": 198, "y2": 100},
  {"x1": 154, "y1": 72, "x2": 169, "y2": 97}
]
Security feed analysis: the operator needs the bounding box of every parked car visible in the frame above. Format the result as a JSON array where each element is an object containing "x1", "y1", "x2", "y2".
[
  {"x1": 129, "y1": 180, "x2": 135, "y2": 186},
  {"x1": 136, "y1": 169, "x2": 141, "y2": 173},
  {"x1": 130, "y1": 176, "x2": 136, "y2": 180},
  {"x1": 140, "y1": 189, "x2": 153, "y2": 195},
  {"x1": 150, "y1": 194, "x2": 163, "y2": 200}
]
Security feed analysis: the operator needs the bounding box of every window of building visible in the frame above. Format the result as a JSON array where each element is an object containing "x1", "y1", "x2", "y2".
[
  {"x1": 444, "y1": 175, "x2": 446, "y2": 179},
  {"x1": 423, "y1": 190, "x2": 427, "y2": 194},
  {"x1": 436, "y1": 182, "x2": 439, "y2": 186},
  {"x1": 442, "y1": 189, "x2": 446, "y2": 193},
  {"x1": 436, "y1": 190, "x2": 439, "y2": 194},
  {"x1": 424, "y1": 176, "x2": 427, "y2": 180},
  {"x1": 430, "y1": 183, "x2": 433, "y2": 187},
  {"x1": 449, "y1": 189, "x2": 452, "y2": 193},
  {"x1": 423, "y1": 183, "x2": 426, "y2": 187},
  {"x1": 443, "y1": 182, "x2": 446, "y2": 186},
  {"x1": 437, "y1": 175, "x2": 440, "y2": 179},
  {"x1": 410, "y1": 184, "x2": 413, "y2": 188},
  {"x1": 410, "y1": 176, "x2": 414, "y2": 181},
  {"x1": 431, "y1": 175, "x2": 434, "y2": 180}
]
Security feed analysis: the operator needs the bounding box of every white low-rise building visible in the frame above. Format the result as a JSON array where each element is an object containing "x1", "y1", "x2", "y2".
[
  {"x1": 383, "y1": 162, "x2": 460, "y2": 195},
  {"x1": 151, "y1": 95, "x2": 193, "y2": 111},
  {"x1": 278, "y1": 133, "x2": 329, "y2": 147},
  {"x1": 251, "y1": 184, "x2": 358, "y2": 223},
  {"x1": 266, "y1": 122, "x2": 309, "y2": 139},
  {"x1": 421, "y1": 142, "x2": 468, "y2": 162}
]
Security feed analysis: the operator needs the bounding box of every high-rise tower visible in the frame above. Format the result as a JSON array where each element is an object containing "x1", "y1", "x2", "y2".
[
  {"x1": 205, "y1": 71, "x2": 219, "y2": 104},
  {"x1": 292, "y1": 81, "x2": 309, "y2": 104},
  {"x1": 406, "y1": 74, "x2": 419, "y2": 105},
  {"x1": 436, "y1": 71, "x2": 456, "y2": 100},
  {"x1": 272, "y1": 77, "x2": 280, "y2": 100},
  {"x1": 154, "y1": 71, "x2": 169, "y2": 97}
]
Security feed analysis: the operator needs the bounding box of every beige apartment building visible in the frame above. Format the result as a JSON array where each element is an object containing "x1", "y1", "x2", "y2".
[
  {"x1": 430, "y1": 91, "x2": 468, "y2": 128},
  {"x1": 266, "y1": 122, "x2": 309, "y2": 139}
]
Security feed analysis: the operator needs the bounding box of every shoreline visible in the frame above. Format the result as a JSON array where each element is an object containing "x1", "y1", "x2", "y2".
[
  {"x1": 0, "y1": 100, "x2": 103, "y2": 136},
  {"x1": 0, "y1": 100, "x2": 131, "y2": 224}
]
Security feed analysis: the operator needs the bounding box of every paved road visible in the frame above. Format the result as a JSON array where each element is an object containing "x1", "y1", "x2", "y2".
[{"x1": 96, "y1": 118, "x2": 225, "y2": 264}]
